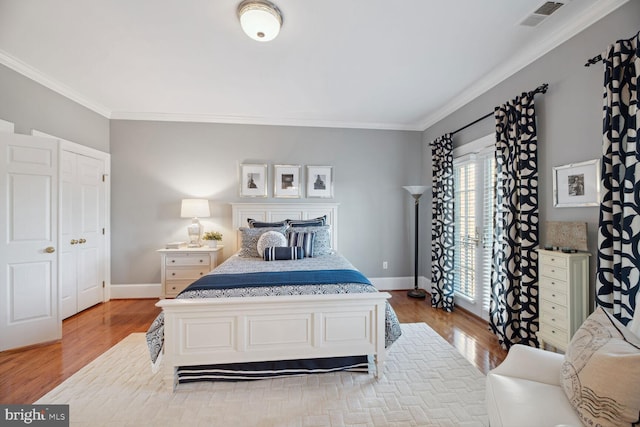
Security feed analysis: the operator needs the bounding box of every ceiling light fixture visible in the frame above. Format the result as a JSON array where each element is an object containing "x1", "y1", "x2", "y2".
[{"x1": 237, "y1": 0, "x2": 283, "y2": 42}]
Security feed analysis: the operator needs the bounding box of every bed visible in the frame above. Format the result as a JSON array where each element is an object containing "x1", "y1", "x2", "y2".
[{"x1": 146, "y1": 203, "x2": 401, "y2": 390}]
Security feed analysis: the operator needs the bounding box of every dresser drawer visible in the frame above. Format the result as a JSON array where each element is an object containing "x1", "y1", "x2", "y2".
[
  {"x1": 540, "y1": 264, "x2": 567, "y2": 281},
  {"x1": 540, "y1": 298, "x2": 568, "y2": 319},
  {"x1": 166, "y1": 254, "x2": 210, "y2": 266},
  {"x1": 539, "y1": 276, "x2": 568, "y2": 293},
  {"x1": 539, "y1": 254, "x2": 567, "y2": 269},
  {"x1": 540, "y1": 287, "x2": 567, "y2": 306},
  {"x1": 540, "y1": 303, "x2": 567, "y2": 330},
  {"x1": 166, "y1": 267, "x2": 208, "y2": 280},
  {"x1": 539, "y1": 322, "x2": 569, "y2": 347}
]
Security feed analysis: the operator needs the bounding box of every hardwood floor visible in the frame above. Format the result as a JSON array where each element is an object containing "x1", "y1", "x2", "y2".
[{"x1": 0, "y1": 291, "x2": 507, "y2": 404}]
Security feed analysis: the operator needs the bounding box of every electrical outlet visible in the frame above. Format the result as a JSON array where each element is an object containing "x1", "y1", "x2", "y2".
[{"x1": 382, "y1": 261, "x2": 388, "y2": 269}]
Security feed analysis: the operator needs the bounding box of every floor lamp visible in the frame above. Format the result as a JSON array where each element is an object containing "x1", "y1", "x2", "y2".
[{"x1": 403, "y1": 185, "x2": 429, "y2": 299}]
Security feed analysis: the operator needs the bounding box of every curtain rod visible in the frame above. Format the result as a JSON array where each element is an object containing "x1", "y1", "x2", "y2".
[
  {"x1": 584, "y1": 31, "x2": 640, "y2": 67},
  {"x1": 450, "y1": 83, "x2": 549, "y2": 136}
]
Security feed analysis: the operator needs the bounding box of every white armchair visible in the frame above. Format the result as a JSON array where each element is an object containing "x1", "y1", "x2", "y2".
[{"x1": 486, "y1": 344, "x2": 582, "y2": 426}]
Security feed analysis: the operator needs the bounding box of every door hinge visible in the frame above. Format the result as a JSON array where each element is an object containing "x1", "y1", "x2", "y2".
[
  {"x1": 102, "y1": 281, "x2": 105, "y2": 288},
  {"x1": 102, "y1": 228, "x2": 105, "y2": 235},
  {"x1": 102, "y1": 174, "x2": 108, "y2": 182}
]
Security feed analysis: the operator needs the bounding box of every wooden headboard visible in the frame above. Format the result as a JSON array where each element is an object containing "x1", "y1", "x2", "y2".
[{"x1": 230, "y1": 202, "x2": 339, "y2": 252}]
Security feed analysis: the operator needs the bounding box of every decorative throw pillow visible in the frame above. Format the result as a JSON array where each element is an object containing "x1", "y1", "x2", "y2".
[
  {"x1": 287, "y1": 231, "x2": 315, "y2": 258},
  {"x1": 286, "y1": 215, "x2": 327, "y2": 227},
  {"x1": 561, "y1": 307, "x2": 640, "y2": 427},
  {"x1": 256, "y1": 231, "x2": 287, "y2": 257},
  {"x1": 287, "y1": 225, "x2": 331, "y2": 256},
  {"x1": 247, "y1": 218, "x2": 288, "y2": 228},
  {"x1": 263, "y1": 246, "x2": 305, "y2": 261},
  {"x1": 237, "y1": 226, "x2": 287, "y2": 258}
]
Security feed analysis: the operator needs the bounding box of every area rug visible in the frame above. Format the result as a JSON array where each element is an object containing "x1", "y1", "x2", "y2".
[{"x1": 36, "y1": 323, "x2": 488, "y2": 426}]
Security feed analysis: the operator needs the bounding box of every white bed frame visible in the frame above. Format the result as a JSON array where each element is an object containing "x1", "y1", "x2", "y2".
[{"x1": 157, "y1": 203, "x2": 390, "y2": 390}]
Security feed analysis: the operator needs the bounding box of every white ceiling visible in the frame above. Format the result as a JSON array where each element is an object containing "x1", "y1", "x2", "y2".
[{"x1": 0, "y1": 0, "x2": 628, "y2": 131}]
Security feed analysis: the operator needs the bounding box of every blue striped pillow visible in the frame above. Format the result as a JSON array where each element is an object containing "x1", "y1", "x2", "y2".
[
  {"x1": 263, "y1": 246, "x2": 305, "y2": 261},
  {"x1": 286, "y1": 215, "x2": 327, "y2": 227},
  {"x1": 247, "y1": 218, "x2": 288, "y2": 228},
  {"x1": 287, "y1": 231, "x2": 315, "y2": 258}
]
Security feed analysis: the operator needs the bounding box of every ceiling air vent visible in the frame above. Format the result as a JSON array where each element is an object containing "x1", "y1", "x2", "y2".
[{"x1": 520, "y1": 1, "x2": 565, "y2": 27}]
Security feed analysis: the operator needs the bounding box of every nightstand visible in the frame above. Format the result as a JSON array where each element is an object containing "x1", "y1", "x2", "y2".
[{"x1": 158, "y1": 246, "x2": 223, "y2": 298}]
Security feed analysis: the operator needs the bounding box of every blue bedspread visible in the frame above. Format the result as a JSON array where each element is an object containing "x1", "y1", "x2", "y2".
[{"x1": 183, "y1": 269, "x2": 372, "y2": 292}]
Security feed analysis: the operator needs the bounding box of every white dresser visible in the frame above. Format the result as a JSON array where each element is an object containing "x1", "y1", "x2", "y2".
[
  {"x1": 158, "y1": 247, "x2": 223, "y2": 298},
  {"x1": 537, "y1": 249, "x2": 590, "y2": 351}
]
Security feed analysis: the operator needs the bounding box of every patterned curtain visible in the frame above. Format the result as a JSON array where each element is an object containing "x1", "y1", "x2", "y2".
[
  {"x1": 597, "y1": 32, "x2": 640, "y2": 325},
  {"x1": 490, "y1": 93, "x2": 540, "y2": 349},
  {"x1": 430, "y1": 134, "x2": 455, "y2": 312}
]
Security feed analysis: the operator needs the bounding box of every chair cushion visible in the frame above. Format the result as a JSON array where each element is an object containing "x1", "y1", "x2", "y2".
[{"x1": 486, "y1": 374, "x2": 582, "y2": 427}]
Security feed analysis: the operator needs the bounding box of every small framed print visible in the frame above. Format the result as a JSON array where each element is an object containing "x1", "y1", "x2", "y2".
[
  {"x1": 274, "y1": 165, "x2": 301, "y2": 198},
  {"x1": 307, "y1": 166, "x2": 333, "y2": 198},
  {"x1": 239, "y1": 163, "x2": 268, "y2": 197},
  {"x1": 553, "y1": 159, "x2": 600, "y2": 207}
]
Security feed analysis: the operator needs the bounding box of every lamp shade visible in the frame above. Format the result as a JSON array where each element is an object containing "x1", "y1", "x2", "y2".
[
  {"x1": 180, "y1": 199, "x2": 210, "y2": 218},
  {"x1": 403, "y1": 185, "x2": 430, "y2": 197},
  {"x1": 238, "y1": 0, "x2": 283, "y2": 42}
]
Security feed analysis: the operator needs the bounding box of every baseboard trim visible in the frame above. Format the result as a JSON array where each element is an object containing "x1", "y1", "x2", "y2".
[
  {"x1": 110, "y1": 283, "x2": 162, "y2": 299},
  {"x1": 370, "y1": 276, "x2": 429, "y2": 292}
]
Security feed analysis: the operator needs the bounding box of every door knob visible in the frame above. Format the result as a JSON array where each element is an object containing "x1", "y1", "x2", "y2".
[
  {"x1": 45, "y1": 246, "x2": 55, "y2": 253},
  {"x1": 71, "y1": 239, "x2": 78, "y2": 245},
  {"x1": 79, "y1": 238, "x2": 86, "y2": 244}
]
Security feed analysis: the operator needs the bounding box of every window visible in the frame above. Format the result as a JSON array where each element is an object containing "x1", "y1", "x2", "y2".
[{"x1": 453, "y1": 136, "x2": 495, "y2": 319}]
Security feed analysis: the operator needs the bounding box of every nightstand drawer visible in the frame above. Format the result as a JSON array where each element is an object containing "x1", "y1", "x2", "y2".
[
  {"x1": 166, "y1": 254, "x2": 210, "y2": 266},
  {"x1": 166, "y1": 267, "x2": 208, "y2": 280},
  {"x1": 540, "y1": 287, "x2": 567, "y2": 306},
  {"x1": 165, "y1": 280, "x2": 193, "y2": 297},
  {"x1": 540, "y1": 303, "x2": 567, "y2": 330},
  {"x1": 540, "y1": 264, "x2": 567, "y2": 281}
]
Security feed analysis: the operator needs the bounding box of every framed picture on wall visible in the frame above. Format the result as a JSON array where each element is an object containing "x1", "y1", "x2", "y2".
[
  {"x1": 306, "y1": 166, "x2": 333, "y2": 198},
  {"x1": 553, "y1": 159, "x2": 600, "y2": 207},
  {"x1": 274, "y1": 165, "x2": 301, "y2": 198},
  {"x1": 239, "y1": 163, "x2": 268, "y2": 197}
]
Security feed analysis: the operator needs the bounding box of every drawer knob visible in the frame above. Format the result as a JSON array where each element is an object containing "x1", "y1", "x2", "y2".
[
  {"x1": 552, "y1": 306, "x2": 556, "y2": 310},
  {"x1": 551, "y1": 330, "x2": 555, "y2": 334},
  {"x1": 200, "y1": 259, "x2": 204, "y2": 263},
  {"x1": 171, "y1": 260, "x2": 175, "y2": 263},
  {"x1": 552, "y1": 318, "x2": 556, "y2": 322},
  {"x1": 552, "y1": 294, "x2": 556, "y2": 297},
  {"x1": 172, "y1": 273, "x2": 176, "y2": 276},
  {"x1": 172, "y1": 286, "x2": 176, "y2": 290}
]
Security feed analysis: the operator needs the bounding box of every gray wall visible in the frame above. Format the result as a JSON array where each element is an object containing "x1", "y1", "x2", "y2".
[
  {"x1": 0, "y1": 64, "x2": 109, "y2": 151},
  {"x1": 110, "y1": 120, "x2": 423, "y2": 284},
  {"x1": 422, "y1": 0, "x2": 640, "y2": 309}
]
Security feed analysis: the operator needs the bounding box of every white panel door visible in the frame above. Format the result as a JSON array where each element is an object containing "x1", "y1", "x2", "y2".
[
  {"x1": 60, "y1": 151, "x2": 104, "y2": 318},
  {"x1": 0, "y1": 133, "x2": 60, "y2": 351},
  {"x1": 75, "y1": 153, "x2": 103, "y2": 312}
]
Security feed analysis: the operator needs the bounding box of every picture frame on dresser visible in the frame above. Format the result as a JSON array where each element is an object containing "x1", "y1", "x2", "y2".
[
  {"x1": 273, "y1": 164, "x2": 301, "y2": 198},
  {"x1": 239, "y1": 163, "x2": 268, "y2": 197},
  {"x1": 553, "y1": 159, "x2": 600, "y2": 207},
  {"x1": 306, "y1": 165, "x2": 333, "y2": 198}
]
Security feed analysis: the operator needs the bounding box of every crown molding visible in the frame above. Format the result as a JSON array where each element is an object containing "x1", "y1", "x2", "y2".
[
  {"x1": 109, "y1": 111, "x2": 423, "y2": 131},
  {"x1": 417, "y1": 0, "x2": 630, "y2": 131},
  {"x1": 0, "y1": 49, "x2": 111, "y2": 118}
]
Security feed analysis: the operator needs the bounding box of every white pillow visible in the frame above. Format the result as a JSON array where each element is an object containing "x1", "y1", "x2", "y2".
[{"x1": 256, "y1": 231, "x2": 286, "y2": 257}]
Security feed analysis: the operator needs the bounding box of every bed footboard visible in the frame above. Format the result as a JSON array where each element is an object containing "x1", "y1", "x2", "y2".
[{"x1": 157, "y1": 292, "x2": 390, "y2": 390}]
